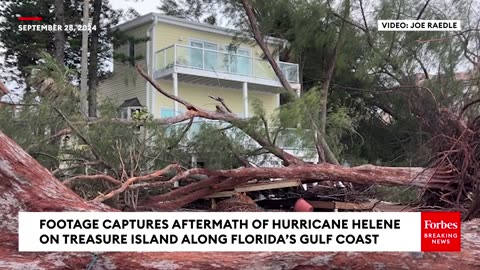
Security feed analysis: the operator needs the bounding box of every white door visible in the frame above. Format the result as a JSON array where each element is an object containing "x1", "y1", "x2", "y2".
[
  {"x1": 227, "y1": 46, "x2": 251, "y2": 76},
  {"x1": 204, "y1": 42, "x2": 217, "y2": 70}
]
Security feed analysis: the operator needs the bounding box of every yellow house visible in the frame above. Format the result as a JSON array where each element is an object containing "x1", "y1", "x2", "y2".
[{"x1": 99, "y1": 13, "x2": 300, "y2": 120}]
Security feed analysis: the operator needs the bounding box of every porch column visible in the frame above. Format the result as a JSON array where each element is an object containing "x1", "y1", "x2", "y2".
[
  {"x1": 173, "y1": 72, "x2": 179, "y2": 115},
  {"x1": 243, "y1": 82, "x2": 249, "y2": 118}
]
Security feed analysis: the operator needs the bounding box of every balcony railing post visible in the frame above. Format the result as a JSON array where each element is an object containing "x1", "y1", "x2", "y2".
[
  {"x1": 155, "y1": 44, "x2": 299, "y2": 82},
  {"x1": 250, "y1": 58, "x2": 254, "y2": 77},
  {"x1": 228, "y1": 54, "x2": 231, "y2": 73},
  {"x1": 163, "y1": 49, "x2": 166, "y2": 68},
  {"x1": 202, "y1": 47, "x2": 205, "y2": 69},
  {"x1": 296, "y1": 63, "x2": 300, "y2": 83},
  {"x1": 173, "y1": 44, "x2": 177, "y2": 66}
]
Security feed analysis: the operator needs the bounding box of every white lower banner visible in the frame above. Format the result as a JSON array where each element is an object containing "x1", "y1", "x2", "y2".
[{"x1": 18, "y1": 211, "x2": 460, "y2": 252}]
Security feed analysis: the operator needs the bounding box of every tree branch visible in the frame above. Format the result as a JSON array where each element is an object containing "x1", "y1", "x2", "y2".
[
  {"x1": 92, "y1": 164, "x2": 180, "y2": 202},
  {"x1": 416, "y1": 0, "x2": 431, "y2": 20},
  {"x1": 135, "y1": 65, "x2": 305, "y2": 166},
  {"x1": 142, "y1": 163, "x2": 452, "y2": 210},
  {"x1": 240, "y1": 0, "x2": 296, "y2": 94},
  {"x1": 53, "y1": 160, "x2": 106, "y2": 176},
  {"x1": 63, "y1": 174, "x2": 122, "y2": 187}
]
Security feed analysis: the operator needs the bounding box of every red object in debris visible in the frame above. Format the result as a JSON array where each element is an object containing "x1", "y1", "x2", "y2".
[
  {"x1": 0, "y1": 82, "x2": 9, "y2": 96},
  {"x1": 294, "y1": 198, "x2": 313, "y2": 212}
]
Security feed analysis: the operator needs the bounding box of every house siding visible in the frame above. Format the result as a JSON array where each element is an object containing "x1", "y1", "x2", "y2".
[
  {"x1": 153, "y1": 80, "x2": 278, "y2": 118},
  {"x1": 151, "y1": 22, "x2": 280, "y2": 118},
  {"x1": 98, "y1": 23, "x2": 150, "y2": 108},
  {"x1": 100, "y1": 18, "x2": 281, "y2": 119},
  {"x1": 153, "y1": 23, "x2": 279, "y2": 58}
]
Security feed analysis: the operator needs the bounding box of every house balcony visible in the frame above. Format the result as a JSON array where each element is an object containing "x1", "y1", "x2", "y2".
[{"x1": 154, "y1": 44, "x2": 300, "y2": 93}]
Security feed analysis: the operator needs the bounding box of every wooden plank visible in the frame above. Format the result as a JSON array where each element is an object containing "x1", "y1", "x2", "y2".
[
  {"x1": 204, "y1": 191, "x2": 235, "y2": 198},
  {"x1": 204, "y1": 179, "x2": 301, "y2": 199},
  {"x1": 307, "y1": 200, "x2": 376, "y2": 210},
  {"x1": 236, "y1": 179, "x2": 301, "y2": 192},
  {"x1": 334, "y1": 201, "x2": 376, "y2": 210},
  {"x1": 307, "y1": 199, "x2": 412, "y2": 212}
]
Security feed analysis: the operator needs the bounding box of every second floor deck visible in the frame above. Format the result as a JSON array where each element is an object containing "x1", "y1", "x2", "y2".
[{"x1": 154, "y1": 44, "x2": 300, "y2": 92}]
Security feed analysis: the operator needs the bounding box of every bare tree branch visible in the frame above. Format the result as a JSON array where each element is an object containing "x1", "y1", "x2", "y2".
[
  {"x1": 135, "y1": 65, "x2": 305, "y2": 166},
  {"x1": 209, "y1": 95, "x2": 233, "y2": 113},
  {"x1": 416, "y1": 0, "x2": 431, "y2": 20},
  {"x1": 87, "y1": 114, "x2": 193, "y2": 126},
  {"x1": 53, "y1": 160, "x2": 106, "y2": 176},
  {"x1": 63, "y1": 174, "x2": 122, "y2": 187},
  {"x1": 93, "y1": 164, "x2": 180, "y2": 203}
]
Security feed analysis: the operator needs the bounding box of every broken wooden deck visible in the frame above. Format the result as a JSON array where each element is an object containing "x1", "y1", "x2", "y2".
[
  {"x1": 307, "y1": 199, "x2": 414, "y2": 212},
  {"x1": 203, "y1": 179, "x2": 302, "y2": 198}
]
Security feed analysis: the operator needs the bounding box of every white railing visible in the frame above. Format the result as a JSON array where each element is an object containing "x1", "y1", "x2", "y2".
[{"x1": 155, "y1": 44, "x2": 299, "y2": 83}]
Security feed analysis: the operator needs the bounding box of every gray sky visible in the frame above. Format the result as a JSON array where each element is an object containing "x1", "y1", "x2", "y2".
[
  {"x1": 110, "y1": 0, "x2": 161, "y2": 16},
  {"x1": 109, "y1": 0, "x2": 229, "y2": 26}
]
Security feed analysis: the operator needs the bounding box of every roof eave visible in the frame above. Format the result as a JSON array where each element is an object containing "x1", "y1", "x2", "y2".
[
  {"x1": 112, "y1": 13, "x2": 156, "y2": 32},
  {"x1": 112, "y1": 13, "x2": 288, "y2": 46}
]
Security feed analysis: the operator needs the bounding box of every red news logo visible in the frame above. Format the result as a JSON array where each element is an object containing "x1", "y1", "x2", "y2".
[
  {"x1": 421, "y1": 212, "x2": 461, "y2": 252},
  {"x1": 424, "y1": 220, "x2": 459, "y2": 230}
]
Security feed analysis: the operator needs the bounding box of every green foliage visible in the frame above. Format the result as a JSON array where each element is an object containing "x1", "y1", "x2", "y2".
[
  {"x1": 111, "y1": 33, "x2": 149, "y2": 86},
  {"x1": 189, "y1": 122, "x2": 247, "y2": 169},
  {"x1": 0, "y1": 0, "x2": 54, "y2": 85},
  {"x1": 233, "y1": 0, "x2": 480, "y2": 167},
  {"x1": 0, "y1": 0, "x2": 125, "y2": 89},
  {"x1": 2, "y1": 0, "x2": 480, "y2": 207},
  {"x1": 27, "y1": 52, "x2": 80, "y2": 107},
  {"x1": 112, "y1": 35, "x2": 149, "y2": 65},
  {"x1": 158, "y1": 0, "x2": 218, "y2": 25},
  {"x1": 0, "y1": 53, "x2": 80, "y2": 169},
  {"x1": 132, "y1": 108, "x2": 153, "y2": 123},
  {"x1": 272, "y1": 88, "x2": 360, "y2": 161}
]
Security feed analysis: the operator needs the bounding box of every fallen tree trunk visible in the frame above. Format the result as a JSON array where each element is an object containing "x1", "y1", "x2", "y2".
[
  {"x1": 142, "y1": 164, "x2": 453, "y2": 210},
  {"x1": 1, "y1": 131, "x2": 480, "y2": 269}
]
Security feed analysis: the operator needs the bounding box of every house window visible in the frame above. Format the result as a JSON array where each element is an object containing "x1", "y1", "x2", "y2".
[
  {"x1": 160, "y1": 108, "x2": 184, "y2": 118},
  {"x1": 120, "y1": 106, "x2": 142, "y2": 119},
  {"x1": 160, "y1": 108, "x2": 175, "y2": 118},
  {"x1": 190, "y1": 40, "x2": 218, "y2": 70},
  {"x1": 225, "y1": 45, "x2": 251, "y2": 76},
  {"x1": 128, "y1": 40, "x2": 135, "y2": 66},
  {"x1": 121, "y1": 108, "x2": 128, "y2": 119}
]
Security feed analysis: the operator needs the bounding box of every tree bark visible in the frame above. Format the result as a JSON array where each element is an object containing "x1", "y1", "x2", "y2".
[
  {"x1": 54, "y1": 0, "x2": 65, "y2": 65},
  {"x1": 87, "y1": 0, "x2": 101, "y2": 117},
  {"x1": 0, "y1": 130, "x2": 479, "y2": 269},
  {"x1": 241, "y1": 0, "x2": 344, "y2": 166},
  {"x1": 80, "y1": 0, "x2": 89, "y2": 114},
  {"x1": 318, "y1": 0, "x2": 350, "y2": 165},
  {"x1": 241, "y1": 0, "x2": 296, "y2": 94},
  {"x1": 142, "y1": 163, "x2": 454, "y2": 210},
  {"x1": 0, "y1": 81, "x2": 9, "y2": 97}
]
